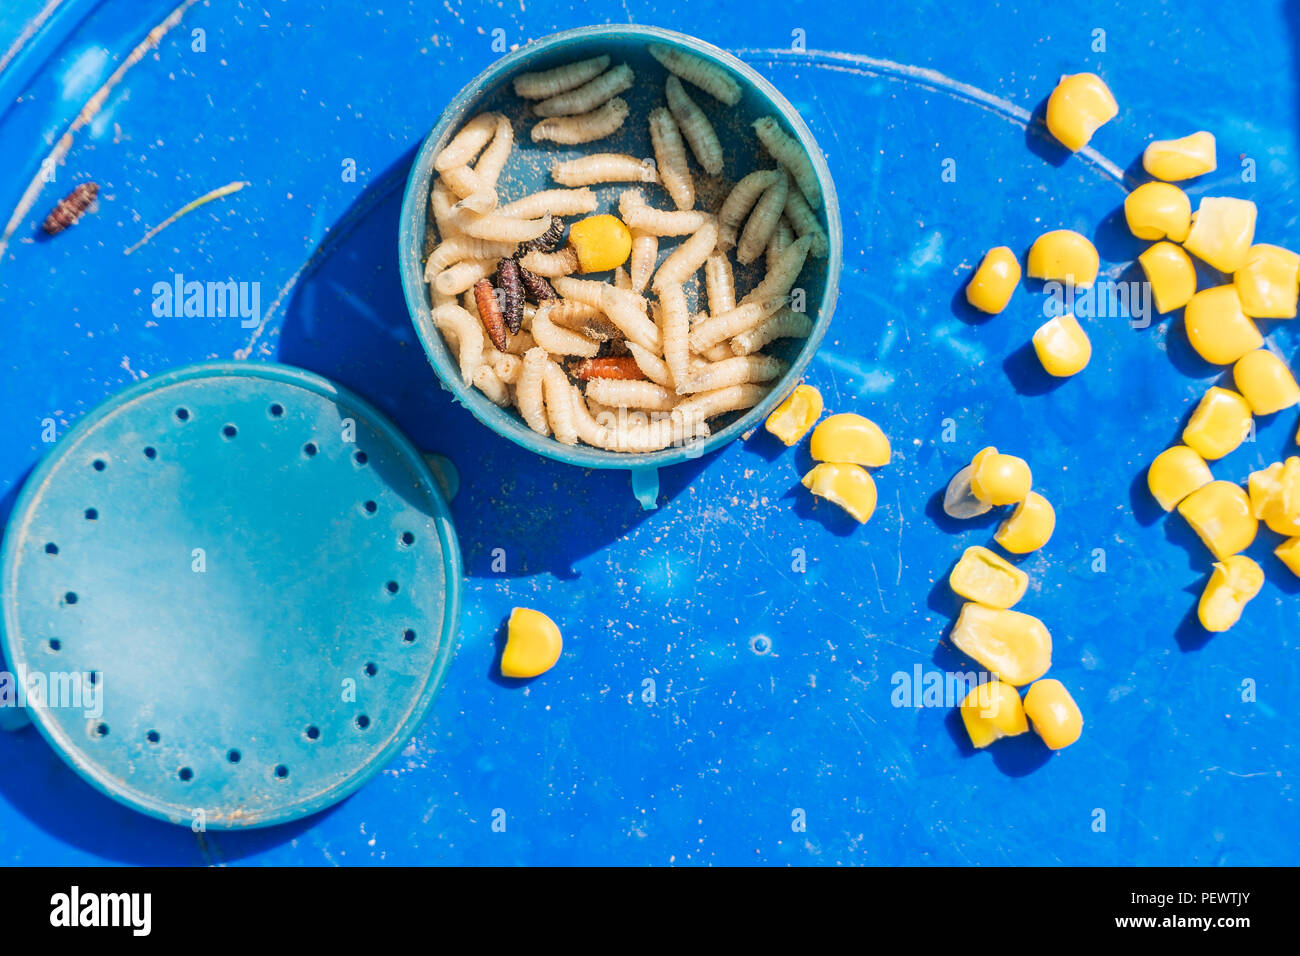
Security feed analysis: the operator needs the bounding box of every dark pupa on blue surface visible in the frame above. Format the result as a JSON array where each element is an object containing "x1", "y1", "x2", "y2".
[{"x1": 42, "y1": 182, "x2": 99, "y2": 235}]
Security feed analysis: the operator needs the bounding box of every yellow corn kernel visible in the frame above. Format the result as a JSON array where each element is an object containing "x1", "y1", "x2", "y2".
[
  {"x1": 1138, "y1": 241, "x2": 1197, "y2": 314},
  {"x1": 1123, "y1": 181, "x2": 1191, "y2": 242},
  {"x1": 1147, "y1": 445, "x2": 1213, "y2": 512},
  {"x1": 950, "y1": 603, "x2": 1052, "y2": 687},
  {"x1": 568, "y1": 214, "x2": 632, "y2": 273},
  {"x1": 1045, "y1": 72, "x2": 1118, "y2": 151},
  {"x1": 809, "y1": 413, "x2": 890, "y2": 467},
  {"x1": 959, "y1": 680, "x2": 1029, "y2": 749},
  {"x1": 1233, "y1": 349, "x2": 1300, "y2": 416},
  {"x1": 970, "y1": 446, "x2": 1032, "y2": 506},
  {"x1": 965, "y1": 246, "x2": 1021, "y2": 314},
  {"x1": 1181, "y1": 386, "x2": 1252, "y2": 460},
  {"x1": 1197, "y1": 555, "x2": 1264, "y2": 633},
  {"x1": 1026, "y1": 230, "x2": 1100, "y2": 288},
  {"x1": 1276, "y1": 537, "x2": 1300, "y2": 578},
  {"x1": 994, "y1": 491, "x2": 1056, "y2": 553},
  {"x1": 1247, "y1": 458, "x2": 1300, "y2": 536},
  {"x1": 1032, "y1": 313, "x2": 1091, "y2": 377},
  {"x1": 1234, "y1": 244, "x2": 1300, "y2": 319},
  {"x1": 949, "y1": 545, "x2": 1029, "y2": 609},
  {"x1": 1183, "y1": 197, "x2": 1257, "y2": 273},
  {"x1": 764, "y1": 383, "x2": 823, "y2": 446},
  {"x1": 1183, "y1": 285, "x2": 1263, "y2": 365},
  {"x1": 1177, "y1": 480, "x2": 1257, "y2": 560},
  {"x1": 500, "y1": 607, "x2": 563, "y2": 678},
  {"x1": 801, "y1": 462, "x2": 877, "y2": 523},
  {"x1": 1142, "y1": 131, "x2": 1216, "y2": 181},
  {"x1": 1023, "y1": 679, "x2": 1083, "y2": 750}
]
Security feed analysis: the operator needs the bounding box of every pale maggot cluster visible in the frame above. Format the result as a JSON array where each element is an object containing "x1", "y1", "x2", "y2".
[{"x1": 423, "y1": 45, "x2": 830, "y2": 454}]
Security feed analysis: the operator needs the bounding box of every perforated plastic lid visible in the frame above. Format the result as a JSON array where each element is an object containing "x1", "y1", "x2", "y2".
[{"x1": 0, "y1": 362, "x2": 461, "y2": 829}]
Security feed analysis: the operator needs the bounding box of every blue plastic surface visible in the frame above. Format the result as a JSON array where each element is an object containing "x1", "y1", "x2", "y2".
[
  {"x1": 0, "y1": 1, "x2": 1297, "y2": 865},
  {"x1": 399, "y1": 24, "x2": 841, "y2": 508},
  {"x1": 1, "y1": 363, "x2": 461, "y2": 828}
]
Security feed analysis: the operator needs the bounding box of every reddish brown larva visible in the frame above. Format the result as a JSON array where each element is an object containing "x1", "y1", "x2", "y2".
[
  {"x1": 473, "y1": 277, "x2": 509, "y2": 352},
  {"x1": 42, "y1": 182, "x2": 99, "y2": 235}
]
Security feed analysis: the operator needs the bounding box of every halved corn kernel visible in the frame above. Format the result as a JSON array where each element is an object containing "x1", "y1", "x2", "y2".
[
  {"x1": 1045, "y1": 73, "x2": 1118, "y2": 151},
  {"x1": 801, "y1": 462, "x2": 877, "y2": 523},
  {"x1": 949, "y1": 545, "x2": 1028, "y2": 609},
  {"x1": 1123, "y1": 181, "x2": 1191, "y2": 242},
  {"x1": 1247, "y1": 458, "x2": 1300, "y2": 536},
  {"x1": 1276, "y1": 537, "x2": 1300, "y2": 578},
  {"x1": 500, "y1": 607, "x2": 563, "y2": 678},
  {"x1": 1032, "y1": 313, "x2": 1091, "y2": 377},
  {"x1": 959, "y1": 679, "x2": 1029, "y2": 749},
  {"x1": 1177, "y1": 480, "x2": 1257, "y2": 560},
  {"x1": 1138, "y1": 241, "x2": 1197, "y2": 314},
  {"x1": 1184, "y1": 285, "x2": 1263, "y2": 365},
  {"x1": 970, "y1": 446, "x2": 1032, "y2": 506},
  {"x1": 1197, "y1": 554, "x2": 1264, "y2": 633},
  {"x1": 1142, "y1": 131, "x2": 1216, "y2": 181},
  {"x1": 1182, "y1": 386, "x2": 1252, "y2": 460},
  {"x1": 950, "y1": 603, "x2": 1052, "y2": 687},
  {"x1": 1147, "y1": 445, "x2": 1213, "y2": 511},
  {"x1": 1023, "y1": 679, "x2": 1083, "y2": 750},
  {"x1": 1233, "y1": 349, "x2": 1300, "y2": 415},
  {"x1": 1027, "y1": 230, "x2": 1100, "y2": 287},
  {"x1": 765, "y1": 383, "x2": 823, "y2": 446},
  {"x1": 1234, "y1": 244, "x2": 1300, "y2": 318},
  {"x1": 965, "y1": 246, "x2": 1021, "y2": 314},
  {"x1": 568, "y1": 214, "x2": 632, "y2": 273},
  {"x1": 995, "y1": 491, "x2": 1056, "y2": 553},
  {"x1": 809, "y1": 413, "x2": 890, "y2": 467},
  {"x1": 1183, "y1": 197, "x2": 1257, "y2": 273}
]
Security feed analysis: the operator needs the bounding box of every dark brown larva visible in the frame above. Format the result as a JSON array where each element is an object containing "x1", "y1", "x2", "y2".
[
  {"x1": 520, "y1": 215, "x2": 564, "y2": 254},
  {"x1": 517, "y1": 264, "x2": 557, "y2": 303},
  {"x1": 496, "y1": 257, "x2": 526, "y2": 333},
  {"x1": 42, "y1": 182, "x2": 99, "y2": 235},
  {"x1": 473, "y1": 277, "x2": 509, "y2": 352}
]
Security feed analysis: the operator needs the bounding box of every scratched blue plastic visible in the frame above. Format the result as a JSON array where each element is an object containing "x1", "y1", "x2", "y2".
[
  {"x1": 399, "y1": 24, "x2": 842, "y2": 509},
  {"x1": 0, "y1": 1, "x2": 1297, "y2": 865}
]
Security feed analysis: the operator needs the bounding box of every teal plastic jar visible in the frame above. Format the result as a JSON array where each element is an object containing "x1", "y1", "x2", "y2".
[{"x1": 399, "y1": 24, "x2": 842, "y2": 508}]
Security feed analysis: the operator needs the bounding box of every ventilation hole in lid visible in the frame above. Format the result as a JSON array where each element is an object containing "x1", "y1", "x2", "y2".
[
  {"x1": 143, "y1": 446, "x2": 157, "y2": 460},
  {"x1": 353, "y1": 450, "x2": 368, "y2": 465},
  {"x1": 92, "y1": 722, "x2": 109, "y2": 738},
  {"x1": 355, "y1": 715, "x2": 371, "y2": 730},
  {"x1": 303, "y1": 442, "x2": 318, "y2": 457},
  {"x1": 48, "y1": 638, "x2": 61, "y2": 652},
  {"x1": 222, "y1": 424, "x2": 238, "y2": 439},
  {"x1": 402, "y1": 628, "x2": 416, "y2": 644},
  {"x1": 45, "y1": 542, "x2": 59, "y2": 555},
  {"x1": 92, "y1": 459, "x2": 106, "y2": 472},
  {"x1": 227, "y1": 749, "x2": 241, "y2": 763},
  {"x1": 175, "y1": 407, "x2": 190, "y2": 422},
  {"x1": 269, "y1": 402, "x2": 284, "y2": 418},
  {"x1": 64, "y1": 592, "x2": 78, "y2": 605},
  {"x1": 362, "y1": 500, "x2": 378, "y2": 515},
  {"x1": 146, "y1": 730, "x2": 160, "y2": 743},
  {"x1": 84, "y1": 508, "x2": 98, "y2": 520},
  {"x1": 385, "y1": 581, "x2": 399, "y2": 594},
  {"x1": 400, "y1": 531, "x2": 415, "y2": 547},
  {"x1": 364, "y1": 662, "x2": 377, "y2": 677},
  {"x1": 305, "y1": 725, "x2": 320, "y2": 740},
  {"x1": 274, "y1": 764, "x2": 289, "y2": 779},
  {"x1": 178, "y1": 767, "x2": 194, "y2": 781}
]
